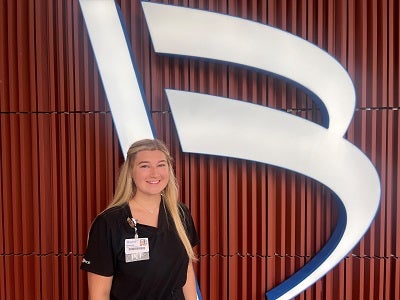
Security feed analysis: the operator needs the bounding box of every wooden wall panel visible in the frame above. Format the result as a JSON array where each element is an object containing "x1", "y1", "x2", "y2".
[{"x1": 0, "y1": 0, "x2": 399, "y2": 299}]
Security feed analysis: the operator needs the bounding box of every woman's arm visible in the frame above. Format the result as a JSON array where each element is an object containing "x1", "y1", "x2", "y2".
[
  {"x1": 183, "y1": 260, "x2": 197, "y2": 300},
  {"x1": 87, "y1": 272, "x2": 113, "y2": 300}
]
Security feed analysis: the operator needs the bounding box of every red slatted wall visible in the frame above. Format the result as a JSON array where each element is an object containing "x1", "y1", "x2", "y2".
[{"x1": 0, "y1": 0, "x2": 399, "y2": 299}]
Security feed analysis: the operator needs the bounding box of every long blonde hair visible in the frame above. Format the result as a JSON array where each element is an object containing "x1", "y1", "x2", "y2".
[{"x1": 108, "y1": 139, "x2": 196, "y2": 260}]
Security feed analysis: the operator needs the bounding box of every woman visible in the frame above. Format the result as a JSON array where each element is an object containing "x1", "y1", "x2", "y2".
[{"x1": 81, "y1": 139, "x2": 199, "y2": 299}]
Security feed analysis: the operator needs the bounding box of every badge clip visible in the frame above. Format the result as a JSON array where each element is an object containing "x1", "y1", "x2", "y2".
[{"x1": 127, "y1": 217, "x2": 138, "y2": 239}]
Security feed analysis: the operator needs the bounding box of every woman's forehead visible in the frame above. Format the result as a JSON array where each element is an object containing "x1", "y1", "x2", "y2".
[{"x1": 134, "y1": 150, "x2": 167, "y2": 162}]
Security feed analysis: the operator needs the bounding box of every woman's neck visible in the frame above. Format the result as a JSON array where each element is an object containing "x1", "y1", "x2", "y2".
[
  {"x1": 133, "y1": 193, "x2": 161, "y2": 204},
  {"x1": 129, "y1": 194, "x2": 161, "y2": 226}
]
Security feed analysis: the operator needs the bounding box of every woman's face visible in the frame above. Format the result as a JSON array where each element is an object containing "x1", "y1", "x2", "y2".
[{"x1": 131, "y1": 150, "x2": 170, "y2": 198}]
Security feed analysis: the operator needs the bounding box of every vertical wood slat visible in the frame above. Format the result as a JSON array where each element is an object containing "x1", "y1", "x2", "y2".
[
  {"x1": 0, "y1": 256, "x2": 4, "y2": 299},
  {"x1": 0, "y1": 0, "x2": 6, "y2": 112}
]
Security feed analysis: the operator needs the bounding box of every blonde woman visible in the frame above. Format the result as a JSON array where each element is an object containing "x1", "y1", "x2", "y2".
[{"x1": 81, "y1": 139, "x2": 199, "y2": 299}]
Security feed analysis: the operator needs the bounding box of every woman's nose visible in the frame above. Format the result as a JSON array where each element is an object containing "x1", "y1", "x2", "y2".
[{"x1": 149, "y1": 166, "x2": 158, "y2": 176}]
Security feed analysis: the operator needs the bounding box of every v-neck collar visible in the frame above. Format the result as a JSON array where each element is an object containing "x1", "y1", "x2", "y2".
[{"x1": 123, "y1": 200, "x2": 169, "y2": 232}]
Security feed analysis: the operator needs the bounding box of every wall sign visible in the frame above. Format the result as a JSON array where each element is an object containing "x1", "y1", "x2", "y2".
[{"x1": 79, "y1": 1, "x2": 381, "y2": 299}]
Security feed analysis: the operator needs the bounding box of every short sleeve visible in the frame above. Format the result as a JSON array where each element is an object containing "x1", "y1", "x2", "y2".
[
  {"x1": 179, "y1": 203, "x2": 199, "y2": 247},
  {"x1": 80, "y1": 215, "x2": 115, "y2": 276}
]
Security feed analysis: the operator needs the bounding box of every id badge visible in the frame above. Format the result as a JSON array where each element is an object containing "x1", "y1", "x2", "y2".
[{"x1": 125, "y1": 238, "x2": 150, "y2": 262}]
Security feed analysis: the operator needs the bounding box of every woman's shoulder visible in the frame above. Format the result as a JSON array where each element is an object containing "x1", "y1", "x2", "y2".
[
  {"x1": 95, "y1": 204, "x2": 129, "y2": 223},
  {"x1": 177, "y1": 201, "x2": 189, "y2": 213},
  {"x1": 177, "y1": 201, "x2": 199, "y2": 245},
  {"x1": 177, "y1": 201, "x2": 194, "y2": 221},
  {"x1": 87, "y1": 204, "x2": 133, "y2": 242}
]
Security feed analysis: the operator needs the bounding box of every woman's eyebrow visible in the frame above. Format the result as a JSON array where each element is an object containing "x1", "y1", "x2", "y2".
[{"x1": 137, "y1": 159, "x2": 167, "y2": 165}]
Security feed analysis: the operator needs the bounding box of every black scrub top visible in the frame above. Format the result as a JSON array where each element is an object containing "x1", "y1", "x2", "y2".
[{"x1": 80, "y1": 201, "x2": 199, "y2": 300}]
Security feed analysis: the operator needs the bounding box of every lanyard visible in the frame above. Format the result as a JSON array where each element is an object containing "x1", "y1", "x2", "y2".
[{"x1": 127, "y1": 217, "x2": 139, "y2": 239}]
